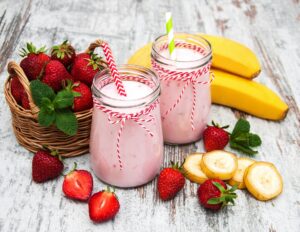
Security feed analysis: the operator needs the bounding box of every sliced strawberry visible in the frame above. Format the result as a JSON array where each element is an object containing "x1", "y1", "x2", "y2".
[
  {"x1": 89, "y1": 187, "x2": 120, "y2": 223},
  {"x1": 62, "y1": 163, "x2": 93, "y2": 201}
]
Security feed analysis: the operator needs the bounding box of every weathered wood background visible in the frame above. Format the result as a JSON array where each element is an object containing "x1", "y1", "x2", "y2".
[{"x1": 0, "y1": 0, "x2": 299, "y2": 231}]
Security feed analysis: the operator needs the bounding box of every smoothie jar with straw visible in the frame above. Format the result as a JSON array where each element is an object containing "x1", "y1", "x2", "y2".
[
  {"x1": 89, "y1": 41, "x2": 163, "y2": 187},
  {"x1": 151, "y1": 33, "x2": 212, "y2": 144}
]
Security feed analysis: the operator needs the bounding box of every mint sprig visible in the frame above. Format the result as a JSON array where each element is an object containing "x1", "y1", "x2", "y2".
[
  {"x1": 30, "y1": 80, "x2": 78, "y2": 136},
  {"x1": 229, "y1": 119, "x2": 262, "y2": 156}
]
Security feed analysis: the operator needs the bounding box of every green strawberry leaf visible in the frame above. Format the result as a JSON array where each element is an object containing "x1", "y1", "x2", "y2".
[
  {"x1": 38, "y1": 107, "x2": 55, "y2": 127},
  {"x1": 249, "y1": 133, "x2": 262, "y2": 147},
  {"x1": 30, "y1": 80, "x2": 55, "y2": 107},
  {"x1": 72, "y1": 91, "x2": 81, "y2": 97},
  {"x1": 231, "y1": 118, "x2": 250, "y2": 139},
  {"x1": 55, "y1": 109, "x2": 78, "y2": 136},
  {"x1": 53, "y1": 90, "x2": 74, "y2": 109},
  {"x1": 207, "y1": 197, "x2": 223, "y2": 205}
]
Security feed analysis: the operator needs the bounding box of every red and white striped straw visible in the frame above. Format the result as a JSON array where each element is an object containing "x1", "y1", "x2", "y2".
[{"x1": 101, "y1": 41, "x2": 127, "y2": 97}]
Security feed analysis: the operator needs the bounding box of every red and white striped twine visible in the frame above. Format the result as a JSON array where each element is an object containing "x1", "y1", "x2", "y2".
[
  {"x1": 101, "y1": 41, "x2": 127, "y2": 97},
  {"x1": 152, "y1": 42, "x2": 214, "y2": 131},
  {"x1": 93, "y1": 98, "x2": 159, "y2": 170}
]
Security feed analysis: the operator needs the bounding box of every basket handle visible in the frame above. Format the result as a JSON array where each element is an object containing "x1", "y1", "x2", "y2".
[
  {"x1": 85, "y1": 39, "x2": 105, "y2": 53},
  {"x1": 7, "y1": 61, "x2": 39, "y2": 114}
]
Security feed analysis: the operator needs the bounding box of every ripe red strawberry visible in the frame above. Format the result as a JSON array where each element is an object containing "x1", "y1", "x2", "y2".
[
  {"x1": 157, "y1": 161, "x2": 185, "y2": 201},
  {"x1": 42, "y1": 60, "x2": 73, "y2": 91},
  {"x1": 20, "y1": 42, "x2": 50, "y2": 80},
  {"x1": 203, "y1": 121, "x2": 229, "y2": 151},
  {"x1": 197, "y1": 179, "x2": 237, "y2": 211},
  {"x1": 21, "y1": 94, "x2": 30, "y2": 110},
  {"x1": 64, "y1": 80, "x2": 92, "y2": 112},
  {"x1": 51, "y1": 40, "x2": 76, "y2": 68},
  {"x1": 32, "y1": 149, "x2": 64, "y2": 183},
  {"x1": 62, "y1": 163, "x2": 93, "y2": 201},
  {"x1": 89, "y1": 187, "x2": 120, "y2": 223},
  {"x1": 71, "y1": 52, "x2": 106, "y2": 86},
  {"x1": 10, "y1": 75, "x2": 24, "y2": 104}
]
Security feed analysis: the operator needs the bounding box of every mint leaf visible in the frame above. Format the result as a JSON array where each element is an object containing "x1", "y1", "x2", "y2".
[
  {"x1": 38, "y1": 107, "x2": 55, "y2": 127},
  {"x1": 55, "y1": 109, "x2": 78, "y2": 136},
  {"x1": 249, "y1": 133, "x2": 262, "y2": 147},
  {"x1": 230, "y1": 141, "x2": 257, "y2": 156},
  {"x1": 30, "y1": 80, "x2": 55, "y2": 107},
  {"x1": 231, "y1": 118, "x2": 250, "y2": 138},
  {"x1": 53, "y1": 90, "x2": 74, "y2": 109}
]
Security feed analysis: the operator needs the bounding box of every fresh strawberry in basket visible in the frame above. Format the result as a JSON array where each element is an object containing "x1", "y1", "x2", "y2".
[
  {"x1": 65, "y1": 80, "x2": 92, "y2": 112},
  {"x1": 41, "y1": 60, "x2": 73, "y2": 92},
  {"x1": 71, "y1": 52, "x2": 106, "y2": 86},
  {"x1": 20, "y1": 42, "x2": 50, "y2": 80},
  {"x1": 10, "y1": 75, "x2": 24, "y2": 104},
  {"x1": 51, "y1": 40, "x2": 76, "y2": 69},
  {"x1": 11, "y1": 75, "x2": 30, "y2": 109},
  {"x1": 32, "y1": 149, "x2": 64, "y2": 183}
]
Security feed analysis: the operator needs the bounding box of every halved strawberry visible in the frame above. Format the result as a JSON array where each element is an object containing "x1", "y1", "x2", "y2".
[
  {"x1": 89, "y1": 187, "x2": 120, "y2": 223},
  {"x1": 62, "y1": 163, "x2": 93, "y2": 201}
]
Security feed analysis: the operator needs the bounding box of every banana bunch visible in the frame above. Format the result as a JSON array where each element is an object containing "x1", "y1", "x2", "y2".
[
  {"x1": 183, "y1": 151, "x2": 283, "y2": 201},
  {"x1": 127, "y1": 35, "x2": 289, "y2": 120}
]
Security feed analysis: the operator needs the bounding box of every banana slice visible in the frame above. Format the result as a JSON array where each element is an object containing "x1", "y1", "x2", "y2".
[
  {"x1": 244, "y1": 162, "x2": 283, "y2": 201},
  {"x1": 228, "y1": 157, "x2": 255, "y2": 189},
  {"x1": 200, "y1": 150, "x2": 238, "y2": 180},
  {"x1": 183, "y1": 153, "x2": 208, "y2": 184}
]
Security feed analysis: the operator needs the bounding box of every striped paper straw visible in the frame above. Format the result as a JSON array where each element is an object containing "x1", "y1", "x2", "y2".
[
  {"x1": 101, "y1": 41, "x2": 127, "y2": 97},
  {"x1": 165, "y1": 12, "x2": 175, "y2": 59}
]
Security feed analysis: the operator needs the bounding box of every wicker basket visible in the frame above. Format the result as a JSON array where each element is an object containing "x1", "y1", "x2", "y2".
[{"x1": 4, "y1": 40, "x2": 107, "y2": 157}]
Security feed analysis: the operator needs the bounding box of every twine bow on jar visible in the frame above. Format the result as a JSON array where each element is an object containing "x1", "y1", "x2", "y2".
[
  {"x1": 93, "y1": 98, "x2": 159, "y2": 170},
  {"x1": 151, "y1": 59, "x2": 213, "y2": 131}
]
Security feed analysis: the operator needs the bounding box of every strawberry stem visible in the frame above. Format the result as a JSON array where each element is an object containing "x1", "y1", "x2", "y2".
[{"x1": 65, "y1": 162, "x2": 77, "y2": 176}]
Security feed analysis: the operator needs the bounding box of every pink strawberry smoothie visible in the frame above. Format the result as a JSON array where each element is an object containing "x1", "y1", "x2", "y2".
[
  {"x1": 90, "y1": 80, "x2": 164, "y2": 188},
  {"x1": 154, "y1": 48, "x2": 211, "y2": 144}
]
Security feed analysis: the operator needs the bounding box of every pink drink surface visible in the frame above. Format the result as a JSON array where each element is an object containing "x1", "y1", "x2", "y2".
[
  {"x1": 90, "y1": 81, "x2": 163, "y2": 187},
  {"x1": 159, "y1": 48, "x2": 211, "y2": 144}
]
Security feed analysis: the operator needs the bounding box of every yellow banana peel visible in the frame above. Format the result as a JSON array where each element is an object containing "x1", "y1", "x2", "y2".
[{"x1": 199, "y1": 34, "x2": 261, "y2": 79}]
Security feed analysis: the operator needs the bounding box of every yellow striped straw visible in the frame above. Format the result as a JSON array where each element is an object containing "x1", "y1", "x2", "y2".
[{"x1": 165, "y1": 12, "x2": 175, "y2": 59}]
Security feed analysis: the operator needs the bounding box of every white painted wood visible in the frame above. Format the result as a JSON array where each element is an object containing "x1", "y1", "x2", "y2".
[{"x1": 0, "y1": 0, "x2": 299, "y2": 231}]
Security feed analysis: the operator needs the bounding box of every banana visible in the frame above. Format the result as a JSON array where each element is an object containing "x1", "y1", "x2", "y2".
[
  {"x1": 183, "y1": 153, "x2": 208, "y2": 184},
  {"x1": 200, "y1": 150, "x2": 238, "y2": 180},
  {"x1": 244, "y1": 162, "x2": 283, "y2": 201},
  {"x1": 228, "y1": 157, "x2": 255, "y2": 189},
  {"x1": 127, "y1": 42, "x2": 288, "y2": 121},
  {"x1": 212, "y1": 69, "x2": 288, "y2": 120},
  {"x1": 199, "y1": 34, "x2": 261, "y2": 79}
]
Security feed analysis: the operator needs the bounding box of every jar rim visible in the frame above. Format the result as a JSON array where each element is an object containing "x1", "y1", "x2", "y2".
[
  {"x1": 152, "y1": 33, "x2": 212, "y2": 65},
  {"x1": 92, "y1": 64, "x2": 160, "y2": 109}
]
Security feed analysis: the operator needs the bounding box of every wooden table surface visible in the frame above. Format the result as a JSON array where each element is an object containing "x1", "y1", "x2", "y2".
[{"x1": 0, "y1": 0, "x2": 300, "y2": 231}]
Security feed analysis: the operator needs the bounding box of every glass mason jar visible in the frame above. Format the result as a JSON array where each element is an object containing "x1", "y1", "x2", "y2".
[
  {"x1": 151, "y1": 33, "x2": 212, "y2": 144},
  {"x1": 90, "y1": 64, "x2": 163, "y2": 188}
]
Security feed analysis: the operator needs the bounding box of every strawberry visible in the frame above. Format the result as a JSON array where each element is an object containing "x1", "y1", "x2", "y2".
[
  {"x1": 64, "y1": 80, "x2": 92, "y2": 112},
  {"x1": 197, "y1": 179, "x2": 237, "y2": 211},
  {"x1": 51, "y1": 40, "x2": 76, "y2": 68},
  {"x1": 203, "y1": 121, "x2": 229, "y2": 151},
  {"x1": 89, "y1": 187, "x2": 120, "y2": 223},
  {"x1": 71, "y1": 52, "x2": 106, "y2": 86},
  {"x1": 21, "y1": 94, "x2": 30, "y2": 110},
  {"x1": 157, "y1": 161, "x2": 185, "y2": 201},
  {"x1": 20, "y1": 42, "x2": 50, "y2": 80},
  {"x1": 32, "y1": 149, "x2": 64, "y2": 183},
  {"x1": 10, "y1": 75, "x2": 24, "y2": 104},
  {"x1": 62, "y1": 163, "x2": 93, "y2": 201},
  {"x1": 42, "y1": 60, "x2": 73, "y2": 91}
]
